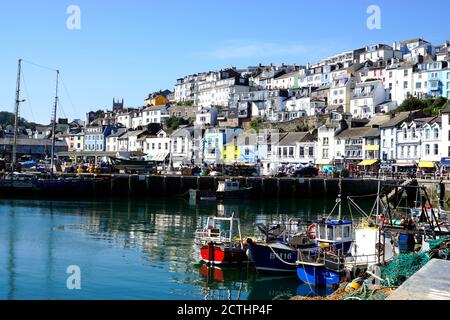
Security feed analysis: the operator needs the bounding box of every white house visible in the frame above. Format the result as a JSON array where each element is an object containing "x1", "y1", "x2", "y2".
[
  {"x1": 195, "y1": 107, "x2": 218, "y2": 126},
  {"x1": 170, "y1": 127, "x2": 196, "y2": 167},
  {"x1": 144, "y1": 129, "x2": 171, "y2": 163},
  {"x1": 350, "y1": 80, "x2": 387, "y2": 119},
  {"x1": 142, "y1": 105, "x2": 170, "y2": 126},
  {"x1": 316, "y1": 120, "x2": 348, "y2": 168},
  {"x1": 358, "y1": 44, "x2": 402, "y2": 64},
  {"x1": 380, "y1": 112, "x2": 413, "y2": 166},
  {"x1": 420, "y1": 117, "x2": 441, "y2": 165},
  {"x1": 105, "y1": 128, "x2": 127, "y2": 152},
  {"x1": 385, "y1": 62, "x2": 415, "y2": 105}
]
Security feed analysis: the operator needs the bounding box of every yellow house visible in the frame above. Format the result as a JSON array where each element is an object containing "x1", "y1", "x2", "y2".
[
  {"x1": 144, "y1": 95, "x2": 168, "y2": 107},
  {"x1": 222, "y1": 145, "x2": 240, "y2": 164}
]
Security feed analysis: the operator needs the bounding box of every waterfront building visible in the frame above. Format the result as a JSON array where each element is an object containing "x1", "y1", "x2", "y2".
[
  {"x1": 168, "y1": 105, "x2": 197, "y2": 120},
  {"x1": 420, "y1": 117, "x2": 442, "y2": 167},
  {"x1": 202, "y1": 127, "x2": 243, "y2": 165},
  {"x1": 274, "y1": 132, "x2": 316, "y2": 167},
  {"x1": 83, "y1": 124, "x2": 114, "y2": 152},
  {"x1": 144, "y1": 129, "x2": 171, "y2": 162},
  {"x1": 357, "y1": 60, "x2": 387, "y2": 83},
  {"x1": 64, "y1": 131, "x2": 85, "y2": 152},
  {"x1": 316, "y1": 120, "x2": 348, "y2": 168},
  {"x1": 105, "y1": 128, "x2": 128, "y2": 152},
  {"x1": 413, "y1": 60, "x2": 448, "y2": 99},
  {"x1": 170, "y1": 127, "x2": 197, "y2": 167},
  {"x1": 380, "y1": 112, "x2": 415, "y2": 170},
  {"x1": 441, "y1": 107, "x2": 450, "y2": 160},
  {"x1": 0, "y1": 137, "x2": 68, "y2": 161},
  {"x1": 395, "y1": 120, "x2": 422, "y2": 168},
  {"x1": 399, "y1": 38, "x2": 434, "y2": 63}
]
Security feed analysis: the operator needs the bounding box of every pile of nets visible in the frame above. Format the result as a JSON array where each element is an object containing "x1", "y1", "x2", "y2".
[
  {"x1": 342, "y1": 283, "x2": 394, "y2": 301},
  {"x1": 428, "y1": 236, "x2": 450, "y2": 260},
  {"x1": 381, "y1": 252, "x2": 430, "y2": 286}
]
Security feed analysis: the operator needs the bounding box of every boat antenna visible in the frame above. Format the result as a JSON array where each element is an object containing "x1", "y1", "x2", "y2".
[
  {"x1": 50, "y1": 70, "x2": 60, "y2": 176},
  {"x1": 12, "y1": 59, "x2": 25, "y2": 173}
]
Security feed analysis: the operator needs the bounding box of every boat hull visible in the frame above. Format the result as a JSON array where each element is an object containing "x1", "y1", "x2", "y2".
[
  {"x1": 200, "y1": 243, "x2": 248, "y2": 265},
  {"x1": 296, "y1": 265, "x2": 342, "y2": 287},
  {"x1": 189, "y1": 188, "x2": 252, "y2": 201},
  {"x1": 247, "y1": 242, "x2": 298, "y2": 273}
]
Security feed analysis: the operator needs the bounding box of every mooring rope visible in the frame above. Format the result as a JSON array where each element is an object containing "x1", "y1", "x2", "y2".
[{"x1": 267, "y1": 244, "x2": 297, "y2": 266}]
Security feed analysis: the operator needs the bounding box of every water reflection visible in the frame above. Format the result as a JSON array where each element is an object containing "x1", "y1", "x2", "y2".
[{"x1": 0, "y1": 197, "x2": 370, "y2": 300}]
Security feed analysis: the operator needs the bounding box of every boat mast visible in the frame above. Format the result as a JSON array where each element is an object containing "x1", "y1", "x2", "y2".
[
  {"x1": 12, "y1": 59, "x2": 23, "y2": 172},
  {"x1": 50, "y1": 70, "x2": 60, "y2": 176}
]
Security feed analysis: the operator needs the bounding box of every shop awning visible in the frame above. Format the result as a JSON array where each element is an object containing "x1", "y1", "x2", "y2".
[
  {"x1": 358, "y1": 160, "x2": 379, "y2": 166},
  {"x1": 418, "y1": 161, "x2": 435, "y2": 168},
  {"x1": 365, "y1": 145, "x2": 380, "y2": 151},
  {"x1": 146, "y1": 152, "x2": 169, "y2": 162},
  {"x1": 316, "y1": 159, "x2": 332, "y2": 165},
  {"x1": 440, "y1": 158, "x2": 450, "y2": 167},
  {"x1": 393, "y1": 162, "x2": 416, "y2": 167}
]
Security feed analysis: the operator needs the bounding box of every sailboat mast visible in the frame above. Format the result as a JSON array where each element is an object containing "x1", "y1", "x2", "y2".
[
  {"x1": 50, "y1": 70, "x2": 60, "y2": 175},
  {"x1": 12, "y1": 59, "x2": 22, "y2": 171}
]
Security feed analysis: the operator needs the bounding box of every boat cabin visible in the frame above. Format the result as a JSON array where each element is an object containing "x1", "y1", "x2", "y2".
[
  {"x1": 315, "y1": 219, "x2": 353, "y2": 254},
  {"x1": 217, "y1": 180, "x2": 240, "y2": 192},
  {"x1": 195, "y1": 215, "x2": 243, "y2": 248}
]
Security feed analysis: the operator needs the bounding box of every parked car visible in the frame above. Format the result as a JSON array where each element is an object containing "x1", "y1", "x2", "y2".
[{"x1": 291, "y1": 166, "x2": 319, "y2": 177}]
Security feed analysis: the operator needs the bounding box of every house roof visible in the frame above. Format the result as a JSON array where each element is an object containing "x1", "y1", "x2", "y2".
[
  {"x1": 279, "y1": 132, "x2": 313, "y2": 146},
  {"x1": 336, "y1": 127, "x2": 372, "y2": 139},
  {"x1": 380, "y1": 112, "x2": 413, "y2": 128}
]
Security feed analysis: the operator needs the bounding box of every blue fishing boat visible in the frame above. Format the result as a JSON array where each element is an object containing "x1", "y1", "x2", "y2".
[
  {"x1": 296, "y1": 219, "x2": 353, "y2": 287},
  {"x1": 246, "y1": 220, "x2": 314, "y2": 273}
]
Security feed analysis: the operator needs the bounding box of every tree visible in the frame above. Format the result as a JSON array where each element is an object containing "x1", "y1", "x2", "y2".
[
  {"x1": 165, "y1": 116, "x2": 190, "y2": 131},
  {"x1": 0, "y1": 111, "x2": 40, "y2": 130},
  {"x1": 397, "y1": 97, "x2": 428, "y2": 112}
]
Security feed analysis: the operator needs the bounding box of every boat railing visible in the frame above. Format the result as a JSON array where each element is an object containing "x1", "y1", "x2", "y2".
[
  {"x1": 194, "y1": 228, "x2": 233, "y2": 245},
  {"x1": 296, "y1": 244, "x2": 348, "y2": 272}
]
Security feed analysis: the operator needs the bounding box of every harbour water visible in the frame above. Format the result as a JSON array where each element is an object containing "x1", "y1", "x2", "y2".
[{"x1": 0, "y1": 197, "x2": 372, "y2": 300}]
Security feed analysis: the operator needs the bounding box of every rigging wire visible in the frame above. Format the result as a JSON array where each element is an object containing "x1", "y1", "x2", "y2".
[
  {"x1": 19, "y1": 68, "x2": 37, "y2": 124},
  {"x1": 59, "y1": 75, "x2": 79, "y2": 120},
  {"x1": 21, "y1": 59, "x2": 58, "y2": 72}
]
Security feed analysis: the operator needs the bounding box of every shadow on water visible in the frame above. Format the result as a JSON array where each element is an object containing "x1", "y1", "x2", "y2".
[{"x1": 0, "y1": 197, "x2": 373, "y2": 300}]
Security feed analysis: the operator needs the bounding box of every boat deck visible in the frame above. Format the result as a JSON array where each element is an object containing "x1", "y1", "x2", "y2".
[{"x1": 387, "y1": 259, "x2": 450, "y2": 300}]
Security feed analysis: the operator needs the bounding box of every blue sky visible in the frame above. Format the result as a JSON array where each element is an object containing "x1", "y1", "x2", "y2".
[{"x1": 0, "y1": 0, "x2": 449, "y2": 124}]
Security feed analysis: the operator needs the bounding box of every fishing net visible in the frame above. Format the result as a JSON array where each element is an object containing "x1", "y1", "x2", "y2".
[
  {"x1": 342, "y1": 283, "x2": 393, "y2": 300},
  {"x1": 381, "y1": 253, "x2": 430, "y2": 287},
  {"x1": 428, "y1": 237, "x2": 450, "y2": 250}
]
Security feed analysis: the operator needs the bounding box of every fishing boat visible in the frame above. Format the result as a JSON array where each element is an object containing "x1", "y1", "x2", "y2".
[
  {"x1": 246, "y1": 219, "x2": 313, "y2": 273},
  {"x1": 294, "y1": 180, "x2": 404, "y2": 288},
  {"x1": 110, "y1": 156, "x2": 156, "y2": 172},
  {"x1": 194, "y1": 214, "x2": 248, "y2": 265},
  {"x1": 189, "y1": 179, "x2": 253, "y2": 201}
]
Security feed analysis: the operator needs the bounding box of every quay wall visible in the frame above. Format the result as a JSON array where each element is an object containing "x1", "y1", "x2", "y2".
[
  {"x1": 1, "y1": 174, "x2": 421, "y2": 201},
  {"x1": 78, "y1": 176, "x2": 398, "y2": 199}
]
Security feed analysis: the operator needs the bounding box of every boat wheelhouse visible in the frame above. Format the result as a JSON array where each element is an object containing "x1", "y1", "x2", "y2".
[
  {"x1": 189, "y1": 179, "x2": 252, "y2": 201},
  {"x1": 195, "y1": 215, "x2": 248, "y2": 265}
]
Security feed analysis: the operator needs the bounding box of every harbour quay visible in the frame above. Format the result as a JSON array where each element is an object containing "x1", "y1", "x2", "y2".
[{"x1": 0, "y1": 174, "x2": 405, "y2": 200}]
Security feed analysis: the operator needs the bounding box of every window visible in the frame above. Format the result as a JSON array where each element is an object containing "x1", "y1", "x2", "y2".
[
  {"x1": 309, "y1": 147, "x2": 314, "y2": 157},
  {"x1": 404, "y1": 70, "x2": 409, "y2": 77},
  {"x1": 416, "y1": 82, "x2": 422, "y2": 89},
  {"x1": 323, "y1": 137, "x2": 329, "y2": 146},
  {"x1": 322, "y1": 149, "x2": 329, "y2": 159},
  {"x1": 434, "y1": 128, "x2": 439, "y2": 139},
  {"x1": 299, "y1": 147, "x2": 305, "y2": 157},
  {"x1": 404, "y1": 81, "x2": 408, "y2": 89}
]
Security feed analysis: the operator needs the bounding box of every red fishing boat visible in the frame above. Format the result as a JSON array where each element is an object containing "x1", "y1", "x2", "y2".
[{"x1": 195, "y1": 215, "x2": 248, "y2": 265}]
